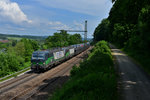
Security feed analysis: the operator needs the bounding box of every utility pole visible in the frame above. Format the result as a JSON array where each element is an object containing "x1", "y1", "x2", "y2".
[
  {"x1": 58, "y1": 20, "x2": 88, "y2": 41},
  {"x1": 84, "y1": 20, "x2": 87, "y2": 41}
]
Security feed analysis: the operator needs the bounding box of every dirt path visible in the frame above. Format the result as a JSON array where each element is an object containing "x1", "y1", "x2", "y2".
[{"x1": 110, "y1": 44, "x2": 150, "y2": 100}]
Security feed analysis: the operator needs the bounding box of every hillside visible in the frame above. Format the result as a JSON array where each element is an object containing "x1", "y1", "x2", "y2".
[{"x1": 0, "y1": 33, "x2": 47, "y2": 40}]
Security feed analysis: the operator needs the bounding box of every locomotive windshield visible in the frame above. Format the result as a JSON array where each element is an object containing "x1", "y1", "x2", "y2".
[{"x1": 32, "y1": 53, "x2": 45, "y2": 60}]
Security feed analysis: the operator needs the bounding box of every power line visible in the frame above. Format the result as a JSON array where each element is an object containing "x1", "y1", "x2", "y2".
[{"x1": 57, "y1": 20, "x2": 88, "y2": 41}]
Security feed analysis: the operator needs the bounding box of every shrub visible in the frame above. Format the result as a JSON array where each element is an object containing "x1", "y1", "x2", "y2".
[{"x1": 51, "y1": 41, "x2": 117, "y2": 100}]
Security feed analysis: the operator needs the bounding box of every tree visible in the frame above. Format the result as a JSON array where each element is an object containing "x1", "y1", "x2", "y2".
[
  {"x1": 21, "y1": 38, "x2": 34, "y2": 62},
  {"x1": 30, "y1": 40, "x2": 39, "y2": 51},
  {"x1": 14, "y1": 42, "x2": 25, "y2": 57},
  {"x1": 93, "y1": 19, "x2": 110, "y2": 42},
  {"x1": 93, "y1": 0, "x2": 150, "y2": 70},
  {"x1": 138, "y1": 6, "x2": 150, "y2": 54},
  {"x1": 45, "y1": 32, "x2": 82, "y2": 48},
  {"x1": 12, "y1": 40, "x2": 17, "y2": 46},
  {"x1": 69, "y1": 34, "x2": 82, "y2": 45}
]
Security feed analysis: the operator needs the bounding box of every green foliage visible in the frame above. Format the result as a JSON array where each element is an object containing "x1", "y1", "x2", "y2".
[
  {"x1": 45, "y1": 31, "x2": 82, "y2": 48},
  {"x1": 0, "y1": 42, "x2": 10, "y2": 49},
  {"x1": 138, "y1": 6, "x2": 150, "y2": 53},
  {"x1": 68, "y1": 34, "x2": 82, "y2": 45},
  {"x1": 30, "y1": 40, "x2": 39, "y2": 51},
  {"x1": 0, "y1": 53, "x2": 22, "y2": 77},
  {"x1": 124, "y1": 6, "x2": 150, "y2": 74},
  {"x1": 93, "y1": 0, "x2": 150, "y2": 74},
  {"x1": 0, "y1": 31, "x2": 81, "y2": 78},
  {"x1": 93, "y1": 19, "x2": 110, "y2": 42},
  {"x1": 14, "y1": 42, "x2": 25, "y2": 57},
  {"x1": 0, "y1": 38, "x2": 39, "y2": 77},
  {"x1": 51, "y1": 41, "x2": 117, "y2": 100},
  {"x1": 11, "y1": 40, "x2": 17, "y2": 46},
  {"x1": 21, "y1": 38, "x2": 39, "y2": 62},
  {"x1": 112, "y1": 24, "x2": 136, "y2": 48},
  {"x1": 112, "y1": 0, "x2": 116, "y2": 3}
]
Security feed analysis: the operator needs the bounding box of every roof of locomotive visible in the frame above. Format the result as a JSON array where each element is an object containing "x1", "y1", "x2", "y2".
[{"x1": 32, "y1": 50, "x2": 49, "y2": 55}]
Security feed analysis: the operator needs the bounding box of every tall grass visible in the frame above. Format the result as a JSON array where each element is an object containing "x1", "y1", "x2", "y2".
[{"x1": 51, "y1": 41, "x2": 117, "y2": 100}]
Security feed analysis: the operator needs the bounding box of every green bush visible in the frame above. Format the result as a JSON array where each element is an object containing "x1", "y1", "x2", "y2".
[
  {"x1": 0, "y1": 38, "x2": 38, "y2": 78},
  {"x1": 0, "y1": 53, "x2": 23, "y2": 77},
  {"x1": 52, "y1": 73, "x2": 116, "y2": 100},
  {"x1": 51, "y1": 41, "x2": 117, "y2": 100}
]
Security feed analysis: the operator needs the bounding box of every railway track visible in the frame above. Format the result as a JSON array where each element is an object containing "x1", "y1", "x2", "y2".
[
  {"x1": 0, "y1": 71, "x2": 33, "y2": 89},
  {"x1": 13, "y1": 62, "x2": 74, "y2": 100},
  {"x1": 21, "y1": 55, "x2": 83, "y2": 100},
  {"x1": 0, "y1": 47, "x2": 92, "y2": 100},
  {"x1": 0, "y1": 72, "x2": 39, "y2": 95}
]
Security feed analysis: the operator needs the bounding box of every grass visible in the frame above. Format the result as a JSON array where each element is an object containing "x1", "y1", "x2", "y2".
[
  {"x1": 7, "y1": 37, "x2": 22, "y2": 41},
  {"x1": 50, "y1": 41, "x2": 117, "y2": 100}
]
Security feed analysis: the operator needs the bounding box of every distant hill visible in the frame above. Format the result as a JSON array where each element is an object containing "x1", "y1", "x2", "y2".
[
  {"x1": 0, "y1": 33, "x2": 93, "y2": 41},
  {"x1": 0, "y1": 33, "x2": 48, "y2": 40}
]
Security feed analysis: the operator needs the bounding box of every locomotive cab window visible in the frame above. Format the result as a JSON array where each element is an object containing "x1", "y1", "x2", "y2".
[
  {"x1": 38, "y1": 53, "x2": 45, "y2": 60},
  {"x1": 32, "y1": 53, "x2": 45, "y2": 60},
  {"x1": 32, "y1": 53, "x2": 38, "y2": 59}
]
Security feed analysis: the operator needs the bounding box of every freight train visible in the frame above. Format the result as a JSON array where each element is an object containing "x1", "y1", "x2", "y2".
[{"x1": 31, "y1": 42, "x2": 90, "y2": 71}]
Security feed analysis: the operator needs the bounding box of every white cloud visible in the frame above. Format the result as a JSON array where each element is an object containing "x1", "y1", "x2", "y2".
[
  {"x1": 0, "y1": 0, "x2": 32, "y2": 24},
  {"x1": 73, "y1": 21, "x2": 84, "y2": 30},
  {"x1": 48, "y1": 21, "x2": 70, "y2": 30},
  {"x1": 36, "y1": 0, "x2": 112, "y2": 16},
  {"x1": 0, "y1": 0, "x2": 112, "y2": 37},
  {"x1": 47, "y1": 21, "x2": 85, "y2": 30},
  {"x1": 48, "y1": 21, "x2": 62, "y2": 26}
]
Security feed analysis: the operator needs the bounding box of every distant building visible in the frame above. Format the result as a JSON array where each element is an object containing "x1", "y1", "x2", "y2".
[{"x1": 0, "y1": 40, "x2": 9, "y2": 43}]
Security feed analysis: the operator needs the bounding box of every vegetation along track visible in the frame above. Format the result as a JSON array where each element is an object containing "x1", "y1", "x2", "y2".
[{"x1": 0, "y1": 47, "x2": 92, "y2": 100}]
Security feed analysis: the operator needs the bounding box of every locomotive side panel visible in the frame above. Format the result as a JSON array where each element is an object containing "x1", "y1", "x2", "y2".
[
  {"x1": 53, "y1": 51, "x2": 65, "y2": 60},
  {"x1": 69, "y1": 48, "x2": 74, "y2": 55}
]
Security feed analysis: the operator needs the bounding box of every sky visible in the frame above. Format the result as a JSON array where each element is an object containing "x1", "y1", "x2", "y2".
[{"x1": 0, "y1": 0, "x2": 113, "y2": 38}]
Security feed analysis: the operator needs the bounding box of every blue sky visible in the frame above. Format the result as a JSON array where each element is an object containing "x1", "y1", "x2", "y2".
[{"x1": 0, "y1": 0, "x2": 112, "y2": 38}]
